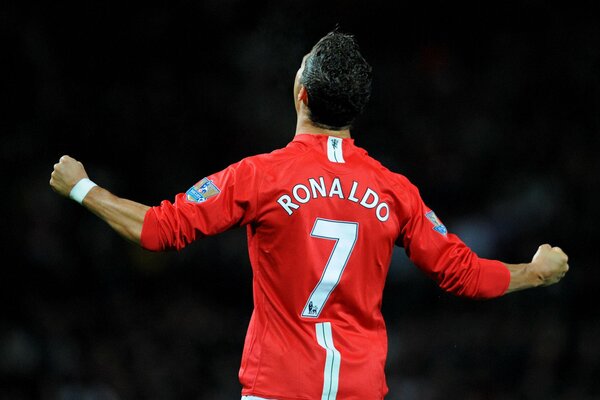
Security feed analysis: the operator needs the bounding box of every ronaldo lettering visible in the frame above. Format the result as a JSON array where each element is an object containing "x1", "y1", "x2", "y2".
[{"x1": 277, "y1": 177, "x2": 390, "y2": 222}]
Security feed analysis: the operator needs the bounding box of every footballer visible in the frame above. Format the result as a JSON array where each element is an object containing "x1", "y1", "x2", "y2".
[{"x1": 50, "y1": 31, "x2": 569, "y2": 399}]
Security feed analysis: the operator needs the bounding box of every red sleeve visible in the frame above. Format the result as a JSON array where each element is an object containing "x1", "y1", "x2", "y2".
[
  {"x1": 397, "y1": 182, "x2": 510, "y2": 299},
  {"x1": 140, "y1": 158, "x2": 259, "y2": 251}
]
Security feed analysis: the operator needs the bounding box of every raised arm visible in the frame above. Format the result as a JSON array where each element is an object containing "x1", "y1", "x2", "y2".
[
  {"x1": 399, "y1": 178, "x2": 569, "y2": 298},
  {"x1": 49, "y1": 155, "x2": 149, "y2": 245}
]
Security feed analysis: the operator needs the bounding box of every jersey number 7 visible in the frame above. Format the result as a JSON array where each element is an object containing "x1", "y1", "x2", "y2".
[{"x1": 301, "y1": 218, "x2": 359, "y2": 318}]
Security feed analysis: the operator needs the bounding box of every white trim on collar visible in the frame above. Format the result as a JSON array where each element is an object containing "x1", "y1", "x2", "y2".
[{"x1": 327, "y1": 136, "x2": 345, "y2": 163}]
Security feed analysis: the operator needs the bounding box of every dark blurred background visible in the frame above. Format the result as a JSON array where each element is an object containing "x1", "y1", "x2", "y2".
[{"x1": 2, "y1": 1, "x2": 599, "y2": 399}]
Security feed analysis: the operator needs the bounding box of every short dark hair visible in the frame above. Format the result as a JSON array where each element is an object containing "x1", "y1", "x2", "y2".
[{"x1": 301, "y1": 31, "x2": 372, "y2": 130}]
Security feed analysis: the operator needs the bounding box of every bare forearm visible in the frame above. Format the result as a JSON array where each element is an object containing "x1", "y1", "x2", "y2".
[
  {"x1": 50, "y1": 155, "x2": 151, "y2": 245},
  {"x1": 82, "y1": 186, "x2": 150, "y2": 245},
  {"x1": 504, "y1": 263, "x2": 543, "y2": 293}
]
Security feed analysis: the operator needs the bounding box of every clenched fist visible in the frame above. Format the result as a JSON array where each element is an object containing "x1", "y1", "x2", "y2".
[
  {"x1": 529, "y1": 244, "x2": 569, "y2": 287},
  {"x1": 49, "y1": 155, "x2": 89, "y2": 197}
]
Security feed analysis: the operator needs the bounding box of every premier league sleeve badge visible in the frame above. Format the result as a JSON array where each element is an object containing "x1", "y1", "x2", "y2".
[
  {"x1": 425, "y1": 210, "x2": 448, "y2": 236},
  {"x1": 185, "y1": 177, "x2": 221, "y2": 203}
]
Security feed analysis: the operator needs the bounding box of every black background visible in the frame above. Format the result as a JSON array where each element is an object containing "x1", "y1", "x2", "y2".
[{"x1": 2, "y1": 1, "x2": 599, "y2": 399}]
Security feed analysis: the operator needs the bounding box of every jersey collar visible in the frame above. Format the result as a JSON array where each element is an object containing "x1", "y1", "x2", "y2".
[{"x1": 293, "y1": 133, "x2": 355, "y2": 145}]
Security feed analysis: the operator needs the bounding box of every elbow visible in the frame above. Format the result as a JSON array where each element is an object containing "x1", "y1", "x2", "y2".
[
  {"x1": 437, "y1": 270, "x2": 481, "y2": 299},
  {"x1": 139, "y1": 222, "x2": 192, "y2": 252}
]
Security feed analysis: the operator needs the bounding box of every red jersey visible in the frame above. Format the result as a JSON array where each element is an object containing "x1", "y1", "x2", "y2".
[{"x1": 141, "y1": 134, "x2": 510, "y2": 399}]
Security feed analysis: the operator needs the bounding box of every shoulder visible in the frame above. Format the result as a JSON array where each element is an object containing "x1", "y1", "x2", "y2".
[
  {"x1": 357, "y1": 149, "x2": 419, "y2": 193},
  {"x1": 237, "y1": 142, "x2": 305, "y2": 173}
]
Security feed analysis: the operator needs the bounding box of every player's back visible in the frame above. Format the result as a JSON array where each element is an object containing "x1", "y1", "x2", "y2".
[
  {"x1": 239, "y1": 133, "x2": 409, "y2": 399},
  {"x1": 143, "y1": 132, "x2": 507, "y2": 398}
]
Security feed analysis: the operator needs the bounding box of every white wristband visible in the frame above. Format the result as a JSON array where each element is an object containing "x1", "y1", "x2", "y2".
[{"x1": 69, "y1": 178, "x2": 98, "y2": 204}]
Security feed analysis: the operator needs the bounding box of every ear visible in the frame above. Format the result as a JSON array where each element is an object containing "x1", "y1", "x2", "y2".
[{"x1": 297, "y1": 86, "x2": 308, "y2": 105}]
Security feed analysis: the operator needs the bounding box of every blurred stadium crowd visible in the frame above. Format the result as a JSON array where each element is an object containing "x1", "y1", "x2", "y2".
[{"x1": 2, "y1": 2, "x2": 599, "y2": 399}]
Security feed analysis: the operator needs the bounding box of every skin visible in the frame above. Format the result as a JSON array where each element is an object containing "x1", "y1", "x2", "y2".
[
  {"x1": 49, "y1": 156, "x2": 149, "y2": 244},
  {"x1": 49, "y1": 53, "x2": 569, "y2": 293}
]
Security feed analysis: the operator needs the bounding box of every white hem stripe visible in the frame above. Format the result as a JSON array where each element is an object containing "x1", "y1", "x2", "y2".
[{"x1": 316, "y1": 322, "x2": 340, "y2": 400}]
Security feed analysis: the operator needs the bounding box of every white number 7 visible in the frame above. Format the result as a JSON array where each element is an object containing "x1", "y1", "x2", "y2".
[{"x1": 301, "y1": 218, "x2": 359, "y2": 318}]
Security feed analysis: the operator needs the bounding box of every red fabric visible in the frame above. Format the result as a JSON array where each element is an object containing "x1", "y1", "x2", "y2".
[{"x1": 141, "y1": 134, "x2": 509, "y2": 399}]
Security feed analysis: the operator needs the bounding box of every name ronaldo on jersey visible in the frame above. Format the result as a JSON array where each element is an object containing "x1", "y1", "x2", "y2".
[{"x1": 277, "y1": 176, "x2": 390, "y2": 222}]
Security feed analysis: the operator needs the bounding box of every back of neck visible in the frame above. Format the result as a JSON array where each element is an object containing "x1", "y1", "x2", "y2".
[{"x1": 295, "y1": 117, "x2": 351, "y2": 139}]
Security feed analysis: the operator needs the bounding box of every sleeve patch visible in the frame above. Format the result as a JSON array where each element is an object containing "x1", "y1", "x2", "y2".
[
  {"x1": 425, "y1": 210, "x2": 447, "y2": 236},
  {"x1": 186, "y1": 178, "x2": 221, "y2": 203}
]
